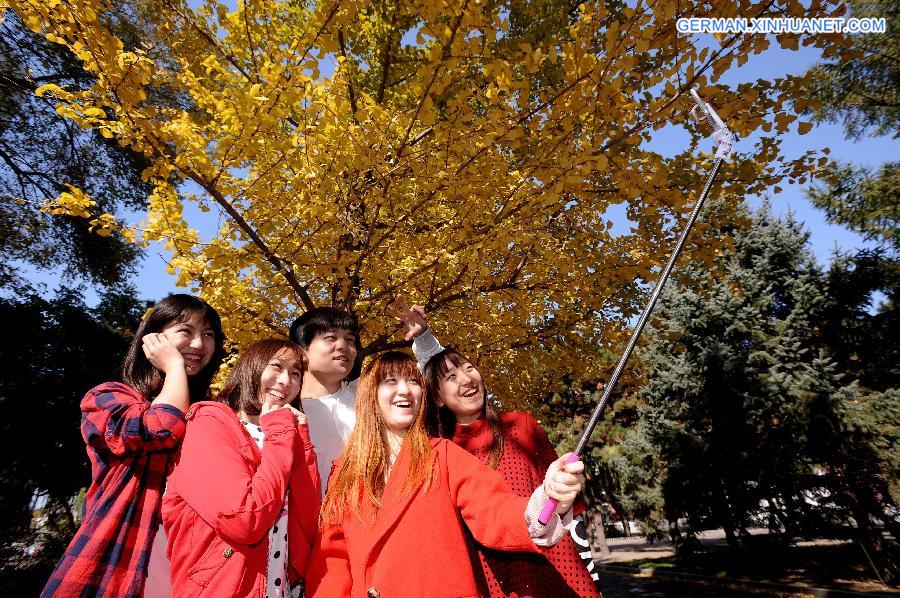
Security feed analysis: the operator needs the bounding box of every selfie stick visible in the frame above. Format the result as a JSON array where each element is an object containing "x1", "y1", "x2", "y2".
[{"x1": 539, "y1": 89, "x2": 735, "y2": 524}]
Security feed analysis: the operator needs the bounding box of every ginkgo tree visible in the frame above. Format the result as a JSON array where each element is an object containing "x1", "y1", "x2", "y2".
[{"x1": 6, "y1": 0, "x2": 846, "y2": 402}]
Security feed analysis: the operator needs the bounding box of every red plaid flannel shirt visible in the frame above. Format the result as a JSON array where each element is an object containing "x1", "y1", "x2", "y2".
[{"x1": 42, "y1": 382, "x2": 186, "y2": 598}]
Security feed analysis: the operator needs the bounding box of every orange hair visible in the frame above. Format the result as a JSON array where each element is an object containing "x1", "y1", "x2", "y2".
[{"x1": 320, "y1": 351, "x2": 434, "y2": 525}]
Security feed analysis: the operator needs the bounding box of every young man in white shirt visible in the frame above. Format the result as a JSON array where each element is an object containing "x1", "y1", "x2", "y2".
[{"x1": 289, "y1": 302, "x2": 442, "y2": 492}]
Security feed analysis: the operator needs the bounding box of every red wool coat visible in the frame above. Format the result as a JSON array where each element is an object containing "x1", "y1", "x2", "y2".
[
  {"x1": 453, "y1": 412, "x2": 602, "y2": 597},
  {"x1": 162, "y1": 402, "x2": 321, "y2": 597},
  {"x1": 306, "y1": 438, "x2": 543, "y2": 598}
]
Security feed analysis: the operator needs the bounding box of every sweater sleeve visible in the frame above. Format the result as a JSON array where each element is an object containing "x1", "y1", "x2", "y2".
[
  {"x1": 306, "y1": 523, "x2": 353, "y2": 597},
  {"x1": 173, "y1": 407, "x2": 296, "y2": 545},
  {"x1": 523, "y1": 412, "x2": 587, "y2": 516},
  {"x1": 80, "y1": 383, "x2": 185, "y2": 456},
  {"x1": 287, "y1": 423, "x2": 322, "y2": 582},
  {"x1": 444, "y1": 442, "x2": 540, "y2": 554},
  {"x1": 411, "y1": 328, "x2": 444, "y2": 371},
  {"x1": 524, "y1": 485, "x2": 573, "y2": 546}
]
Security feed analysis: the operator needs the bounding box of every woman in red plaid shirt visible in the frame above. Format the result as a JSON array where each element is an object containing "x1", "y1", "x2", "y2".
[{"x1": 42, "y1": 294, "x2": 225, "y2": 598}]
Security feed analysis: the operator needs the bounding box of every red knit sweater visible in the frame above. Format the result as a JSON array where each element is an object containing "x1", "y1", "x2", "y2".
[{"x1": 452, "y1": 411, "x2": 602, "y2": 598}]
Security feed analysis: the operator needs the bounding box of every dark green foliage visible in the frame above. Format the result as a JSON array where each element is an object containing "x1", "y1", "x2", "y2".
[
  {"x1": 0, "y1": 287, "x2": 145, "y2": 595},
  {"x1": 633, "y1": 205, "x2": 837, "y2": 547},
  {"x1": 600, "y1": 202, "x2": 900, "y2": 578},
  {"x1": 819, "y1": 249, "x2": 899, "y2": 391},
  {"x1": 803, "y1": 0, "x2": 899, "y2": 140},
  {"x1": 808, "y1": 162, "x2": 899, "y2": 252},
  {"x1": 0, "y1": 11, "x2": 149, "y2": 289}
]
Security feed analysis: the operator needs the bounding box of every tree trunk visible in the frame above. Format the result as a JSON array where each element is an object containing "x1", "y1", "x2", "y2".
[
  {"x1": 723, "y1": 521, "x2": 739, "y2": 549},
  {"x1": 621, "y1": 515, "x2": 632, "y2": 538},
  {"x1": 589, "y1": 507, "x2": 611, "y2": 556},
  {"x1": 582, "y1": 465, "x2": 610, "y2": 555},
  {"x1": 667, "y1": 509, "x2": 682, "y2": 546},
  {"x1": 599, "y1": 465, "x2": 631, "y2": 538},
  {"x1": 845, "y1": 487, "x2": 897, "y2": 582}
]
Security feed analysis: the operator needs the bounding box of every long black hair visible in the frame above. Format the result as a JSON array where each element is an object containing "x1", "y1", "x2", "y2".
[
  {"x1": 121, "y1": 294, "x2": 226, "y2": 402},
  {"x1": 423, "y1": 348, "x2": 505, "y2": 468}
]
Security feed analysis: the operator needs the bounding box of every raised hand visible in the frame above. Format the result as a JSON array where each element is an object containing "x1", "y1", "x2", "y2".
[
  {"x1": 388, "y1": 294, "x2": 430, "y2": 341},
  {"x1": 261, "y1": 402, "x2": 307, "y2": 427},
  {"x1": 142, "y1": 332, "x2": 185, "y2": 375}
]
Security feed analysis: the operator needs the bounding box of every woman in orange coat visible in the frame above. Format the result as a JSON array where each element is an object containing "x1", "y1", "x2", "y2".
[
  {"x1": 306, "y1": 351, "x2": 585, "y2": 598},
  {"x1": 163, "y1": 339, "x2": 321, "y2": 597}
]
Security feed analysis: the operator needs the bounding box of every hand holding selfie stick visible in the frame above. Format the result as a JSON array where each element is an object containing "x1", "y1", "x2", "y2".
[{"x1": 539, "y1": 89, "x2": 735, "y2": 524}]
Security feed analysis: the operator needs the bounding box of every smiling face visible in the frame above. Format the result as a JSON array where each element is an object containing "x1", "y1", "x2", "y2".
[
  {"x1": 159, "y1": 311, "x2": 216, "y2": 376},
  {"x1": 435, "y1": 358, "x2": 485, "y2": 425},
  {"x1": 377, "y1": 370, "x2": 423, "y2": 437},
  {"x1": 257, "y1": 348, "x2": 304, "y2": 411},
  {"x1": 304, "y1": 327, "x2": 358, "y2": 383}
]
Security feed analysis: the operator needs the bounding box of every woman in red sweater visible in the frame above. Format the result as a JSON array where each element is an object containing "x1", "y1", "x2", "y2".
[
  {"x1": 162, "y1": 339, "x2": 321, "y2": 597},
  {"x1": 306, "y1": 351, "x2": 585, "y2": 598},
  {"x1": 425, "y1": 348, "x2": 603, "y2": 598}
]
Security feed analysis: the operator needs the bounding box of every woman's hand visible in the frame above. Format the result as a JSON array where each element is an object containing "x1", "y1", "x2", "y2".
[
  {"x1": 142, "y1": 332, "x2": 185, "y2": 375},
  {"x1": 543, "y1": 453, "x2": 585, "y2": 515},
  {"x1": 389, "y1": 295, "x2": 429, "y2": 340},
  {"x1": 261, "y1": 402, "x2": 307, "y2": 427}
]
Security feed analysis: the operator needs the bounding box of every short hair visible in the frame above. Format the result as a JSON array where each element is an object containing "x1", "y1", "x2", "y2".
[
  {"x1": 289, "y1": 307, "x2": 363, "y2": 380},
  {"x1": 423, "y1": 348, "x2": 504, "y2": 468},
  {"x1": 121, "y1": 294, "x2": 226, "y2": 402},
  {"x1": 217, "y1": 339, "x2": 304, "y2": 416}
]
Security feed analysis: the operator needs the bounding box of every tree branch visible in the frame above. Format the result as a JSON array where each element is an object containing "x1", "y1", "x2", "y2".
[
  {"x1": 337, "y1": 28, "x2": 358, "y2": 120},
  {"x1": 376, "y1": 7, "x2": 397, "y2": 105},
  {"x1": 395, "y1": 0, "x2": 470, "y2": 161}
]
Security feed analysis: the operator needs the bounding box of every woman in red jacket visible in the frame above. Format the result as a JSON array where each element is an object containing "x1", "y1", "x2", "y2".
[
  {"x1": 424, "y1": 348, "x2": 602, "y2": 597},
  {"x1": 163, "y1": 339, "x2": 321, "y2": 597},
  {"x1": 306, "y1": 351, "x2": 585, "y2": 598}
]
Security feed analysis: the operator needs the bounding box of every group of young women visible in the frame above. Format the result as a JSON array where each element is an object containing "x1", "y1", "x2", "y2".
[{"x1": 43, "y1": 294, "x2": 601, "y2": 597}]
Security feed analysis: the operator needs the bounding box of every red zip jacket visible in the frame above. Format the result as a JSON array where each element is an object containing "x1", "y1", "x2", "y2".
[{"x1": 162, "y1": 402, "x2": 320, "y2": 597}]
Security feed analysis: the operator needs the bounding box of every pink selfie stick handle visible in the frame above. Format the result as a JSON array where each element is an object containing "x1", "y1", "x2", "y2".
[{"x1": 538, "y1": 453, "x2": 582, "y2": 524}]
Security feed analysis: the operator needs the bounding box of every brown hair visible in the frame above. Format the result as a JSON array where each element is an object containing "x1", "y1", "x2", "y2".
[
  {"x1": 424, "y1": 348, "x2": 505, "y2": 468},
  {"x1": 121, "y1": 294, "x2": 226, "y2": 402},
  {"x1": 217, "y1": 339, "x2": 304, "y2": 415},
  {"x1": 320, "y1": 351, "x2": 435, "y2": 525}
]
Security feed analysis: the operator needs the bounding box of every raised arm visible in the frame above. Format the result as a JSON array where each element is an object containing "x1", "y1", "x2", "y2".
[
  {"x1": 446, "y1": 440, "x2": 583, "y2": 549},
  {"x1": 445, "y1": 442, "x2": 539, "y2": 553},
  {"x1": 141, "y1": 332, "x2": 190, "y2": 412},
  {"x1": 390, "y1": 295, "x2": 445, "y2": 369},
  {"x1": 81, "y1": 382, "x2": 186, "y2": 456}
]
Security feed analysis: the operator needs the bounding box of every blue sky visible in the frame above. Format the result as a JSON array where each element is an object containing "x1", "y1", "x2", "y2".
[{"x1": 15, "y1": 29, "x2": 898, "y2": 307}]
